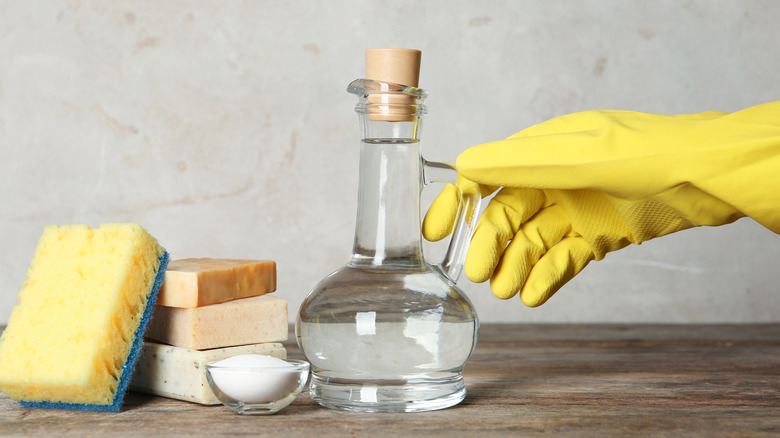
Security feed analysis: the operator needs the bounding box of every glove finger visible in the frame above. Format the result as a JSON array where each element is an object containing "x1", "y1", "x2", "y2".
[
  {"x1": 457, "y1": 132, "x2": 607, "y2": 189},
  {"x1": 519, "y1": 236, "x2": 595, "y2": 307},
  {"x1": 457, "y1": 132, "x2": 680, "y2": 200},
  {"x1": 422, "y1": 183, "x2": 460, "y2": 242},
  {"x1": 489, "y1": 205, "x2": 572, "y2": 299},
  {"x1": 422, "y1": 179, "x2": 499, "y2": 242},
  {"x1": 464, "y1": 188, "x2": 545, "y2": 283}
]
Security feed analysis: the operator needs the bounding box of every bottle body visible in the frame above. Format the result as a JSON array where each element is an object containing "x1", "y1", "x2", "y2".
[{"x1": 296, "y1": 265, "x2": 477, "y2": 412}]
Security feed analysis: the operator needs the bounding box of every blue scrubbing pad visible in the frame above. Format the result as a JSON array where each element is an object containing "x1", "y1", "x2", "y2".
[{"x1": 0, "y1": 224, "x2": 169, "y2": 412}]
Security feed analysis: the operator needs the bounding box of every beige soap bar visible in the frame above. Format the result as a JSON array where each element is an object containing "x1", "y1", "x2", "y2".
[
  {"x1": 146, "y1": 295, "x2": 288, "y2": 350},
  {"x1": 130, "y1": 341, "x2": 286, "y2": 405},
  {"x1": 157, "y1": 258, "x2": 276, "y2": 308}
]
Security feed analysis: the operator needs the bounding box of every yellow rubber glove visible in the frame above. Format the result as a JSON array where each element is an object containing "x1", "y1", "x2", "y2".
[{"x1": 423, "y1": 101, "x2": 780, "y2": 307}]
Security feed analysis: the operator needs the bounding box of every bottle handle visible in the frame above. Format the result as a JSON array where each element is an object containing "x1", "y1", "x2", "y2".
[{"x1": 422, "y1": 159, "x2": 482, "y2": 283}]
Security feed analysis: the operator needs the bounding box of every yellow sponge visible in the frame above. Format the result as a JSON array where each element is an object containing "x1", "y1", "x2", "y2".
[{"x1": 0, "y1": 224, "x2": 169, "y2": 411}]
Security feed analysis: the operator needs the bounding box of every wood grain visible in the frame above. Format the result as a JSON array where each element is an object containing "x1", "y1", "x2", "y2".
[{"x1": 1, "y1": 324, "x2": 778, "y2": 437}]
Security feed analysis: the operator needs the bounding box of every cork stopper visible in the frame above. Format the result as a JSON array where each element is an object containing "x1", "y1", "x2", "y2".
[
  {"x1": 364, "y1": 48, "x2": 422, "y2": 122},
  {"x1": 365, "y1": 48, "x2": 421, "y2": 87}
]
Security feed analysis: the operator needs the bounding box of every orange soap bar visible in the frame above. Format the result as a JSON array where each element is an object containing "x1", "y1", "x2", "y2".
[
  {"x1": 145, "y1": 295, "x2": 288, "y2": 350},
  {"x1": 157, "y1": 258, "x2": 276, "y2": 308}
]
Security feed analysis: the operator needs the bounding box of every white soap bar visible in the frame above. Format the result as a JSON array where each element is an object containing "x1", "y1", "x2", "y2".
[{"x1": 130, "y1": 341, "x2": 286, "y2": 405}]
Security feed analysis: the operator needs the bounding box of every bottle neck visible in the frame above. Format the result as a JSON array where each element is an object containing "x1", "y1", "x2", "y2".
[{"x1": 349, "y1": 117, "x2": 425, "y2": 269}]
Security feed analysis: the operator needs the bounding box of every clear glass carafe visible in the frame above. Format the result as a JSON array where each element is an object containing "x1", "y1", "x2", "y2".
[{"x1": 295, "y1": 79, "x2": 481, "y2": 412}]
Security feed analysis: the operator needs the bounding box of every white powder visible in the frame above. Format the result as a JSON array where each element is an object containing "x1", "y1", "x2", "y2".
[{"x1": 209, "y1": 354, "x2": 298, "y2": 403}]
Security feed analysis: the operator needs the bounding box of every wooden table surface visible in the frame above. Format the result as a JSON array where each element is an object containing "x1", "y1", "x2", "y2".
[{"x1": 1, "y1": 324, "x2": 778, "y2": 437}]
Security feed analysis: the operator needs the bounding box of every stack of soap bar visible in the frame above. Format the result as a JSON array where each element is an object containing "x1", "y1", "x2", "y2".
[
  {"x1": 0, "y1": 224, "x2": 168, "y2": 412},
  {"x1": 130, "y1": 258, "x2": 289, "y2": 405}
]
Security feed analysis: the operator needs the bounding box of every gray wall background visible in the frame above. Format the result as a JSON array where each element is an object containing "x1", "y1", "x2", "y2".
[{"x1": 1, "y1": 1, "x2": 778, "y2": 324}]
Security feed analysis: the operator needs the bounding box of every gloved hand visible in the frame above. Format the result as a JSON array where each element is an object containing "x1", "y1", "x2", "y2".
[{"x1": 423, "y1": 101, "x2": 780, "y2": 307}]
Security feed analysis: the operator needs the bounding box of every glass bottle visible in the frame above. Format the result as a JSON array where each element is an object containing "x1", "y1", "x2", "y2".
[{"x1": 295, "y1": 72, "x2": 481, "y2": 412}]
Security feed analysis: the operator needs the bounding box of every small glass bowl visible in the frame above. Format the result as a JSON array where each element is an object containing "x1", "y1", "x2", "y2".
[{"x1": 205, "y1": 358, "x2": 310, "y2": 415}]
